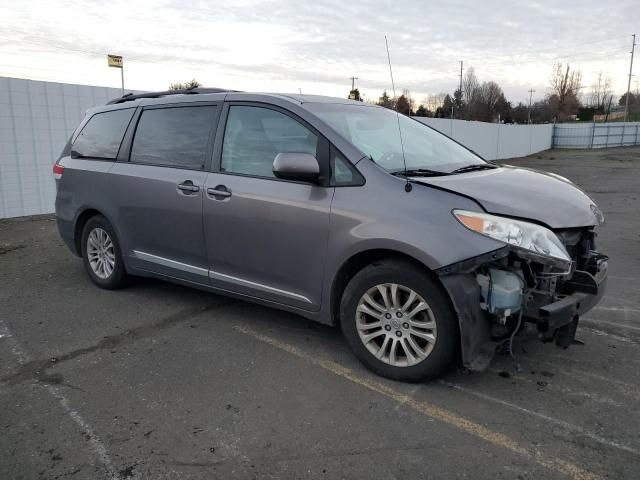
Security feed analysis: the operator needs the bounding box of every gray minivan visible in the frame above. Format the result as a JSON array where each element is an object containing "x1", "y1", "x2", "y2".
[{"x1": 54, "y1": 88, "x2": 608, "y2": 381}]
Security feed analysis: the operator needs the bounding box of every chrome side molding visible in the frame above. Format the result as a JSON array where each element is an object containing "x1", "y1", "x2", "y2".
[{"x1": 133, "y1": 250, "x2": 312, "y2": 304}]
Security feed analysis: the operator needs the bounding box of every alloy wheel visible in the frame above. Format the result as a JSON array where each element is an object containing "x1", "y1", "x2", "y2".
[
  {"x1": 86, "y1": 227, "x2": 115, "y2": 279},
  {"x1": 355, "y1": 283, "x2": 437, "y2": 367}
]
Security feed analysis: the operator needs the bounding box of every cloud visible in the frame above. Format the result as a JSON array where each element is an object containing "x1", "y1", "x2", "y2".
[{"x1": 0, "y1": 0, "x2": 637, "y2": 104}]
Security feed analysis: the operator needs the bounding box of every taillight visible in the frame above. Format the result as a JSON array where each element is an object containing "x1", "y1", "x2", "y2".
[{"x1": 53, "y1": 162, "x2": 65, "y2": 179}]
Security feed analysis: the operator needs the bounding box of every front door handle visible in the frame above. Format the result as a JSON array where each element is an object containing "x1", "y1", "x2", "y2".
[
  {"x1": 177, "y1": 181, "x2": 200, "y2": 194},
  {"x1": 207, "y1": 185, "x2": 232, "y2": 200}
]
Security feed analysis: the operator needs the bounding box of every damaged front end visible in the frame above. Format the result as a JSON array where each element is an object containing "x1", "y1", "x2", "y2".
[{"x1": 437, "y1": 212, "x2": 608, "y2": 371}]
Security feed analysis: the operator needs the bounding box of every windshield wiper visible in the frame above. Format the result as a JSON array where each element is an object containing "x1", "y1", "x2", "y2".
[
  {"x1": 449, "y1": 164, "x2": 498, "y2": 174},
  {"x1": 391, "y1": 168, "x2": 450, "y2": 177}
]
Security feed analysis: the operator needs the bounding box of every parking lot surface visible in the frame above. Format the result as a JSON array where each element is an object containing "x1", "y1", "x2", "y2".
[{"x1": 1, "y1": 147, "x2": 639, "y2": 479}]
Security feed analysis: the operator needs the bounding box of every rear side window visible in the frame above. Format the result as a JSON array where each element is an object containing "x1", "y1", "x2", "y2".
[
  {"x1": 72, "y1": 108, "x2": 134, "y2": 159},
  {"x1": 130, "y1": 106, "x2": 217, "y2": 169}
]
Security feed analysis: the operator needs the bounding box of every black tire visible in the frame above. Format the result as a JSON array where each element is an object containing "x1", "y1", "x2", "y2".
[
  {"x1": 340, "y1": 259, "x2": 458, "y2": 382},
  {"x1": 81, "y1": 215, "x2": 127, "y2": 290}
]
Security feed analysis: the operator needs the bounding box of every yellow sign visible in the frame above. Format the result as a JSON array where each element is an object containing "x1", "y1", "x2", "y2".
[{"x1": 107, "y1": 54, "x2": 123, "y2": 68}]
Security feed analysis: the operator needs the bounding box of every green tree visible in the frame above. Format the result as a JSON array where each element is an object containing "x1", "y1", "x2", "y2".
[
  {"x1": 348, "y1": 88, "x2": 363, "y2": 101},
  {"x1": 619, "y1": 92, "x2": 637, "y2": 107},
  {"x1": 395, "y1": 94, "x2": 411, "y2": 115},
  {"x1": 378, "y1": 90, "x2": 393, "y2": 109},
  {"x1": 453, "y1": 88, "x2": 463, "y2": 111},
  {"x1": 415, "y1": 105, "x2": 429, "y2": 117},
  {"x1": 442, "y1": 94, "x2": 454, "y2": 117},
  {"x1": 169, "y1": 79, "x2": 202, "y2": 91}
]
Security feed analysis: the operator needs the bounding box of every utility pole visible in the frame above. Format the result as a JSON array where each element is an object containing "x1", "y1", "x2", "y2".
[
  {"x1": 349, "y1": 76, "x2": 359, "y2": 91},
  {"x1": 527, "y1": 89, "x2": 536, "y2": 124},
  {"x1": 624, "y1": 34, "x2": 636, "y2": 122}
]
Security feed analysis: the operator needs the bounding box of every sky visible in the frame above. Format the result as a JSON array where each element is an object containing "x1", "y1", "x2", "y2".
[{"x1": 0, "y1": 0, "x2": 638, "y2": 106}]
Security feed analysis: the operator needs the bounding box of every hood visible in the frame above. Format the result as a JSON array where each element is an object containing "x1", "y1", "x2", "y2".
[{"x1": 411, "y1": 165, "x2": 601, "y2": 229}]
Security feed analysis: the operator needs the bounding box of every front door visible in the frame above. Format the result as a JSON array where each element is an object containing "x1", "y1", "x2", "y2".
[
  {"x1": 110, "y1": 103, "x2": 219, "y2": 284},
  {"x1": 203, "y1": 104, "x2": 333, "y2": 310}
]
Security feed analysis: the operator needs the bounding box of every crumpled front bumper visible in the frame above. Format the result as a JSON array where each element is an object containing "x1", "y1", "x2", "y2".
[
  {"x1": 437, "y1": 248, "x2": 608, "y2": 371},
  {"x1": 529, "y1": 264, "x2": 608, "y2": 333}
]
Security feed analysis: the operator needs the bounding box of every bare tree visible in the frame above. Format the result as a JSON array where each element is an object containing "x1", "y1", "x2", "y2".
[
  {"x1": 426, "y1": 93, "x2": 446, "y2": 113},
  {"x1": 402, "y1": 89, "x2": 416, "y2": 114},
  {"x1": 589, "y1": 72, "x2": 613, "y2": 111},
  {"x1": 476, "y1": 81, "x2": 504, "y2": 121},
  {"x1": 462, "y1": 67, "x2": 479, "y2": 119},
  {"x1": 549, "y1": 63, "x2": 582, "y2": 119}
]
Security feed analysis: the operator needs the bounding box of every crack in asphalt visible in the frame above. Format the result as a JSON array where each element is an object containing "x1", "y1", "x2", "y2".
[{"x1": 0, "y1": 300, "x2": 235, "y2": 387}]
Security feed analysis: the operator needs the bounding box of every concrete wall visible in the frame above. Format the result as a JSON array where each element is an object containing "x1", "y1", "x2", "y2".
[
  {"x1": 0, "y1": 77, "x2": 128, "y2": 219},
  {"x1": 414, "y1": 117, "x2": 553, "y2": 161}
]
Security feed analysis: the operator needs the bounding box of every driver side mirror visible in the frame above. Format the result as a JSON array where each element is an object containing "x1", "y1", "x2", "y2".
[{"x1": 272, "y1": 153, "x2": 320, "y2": 183}]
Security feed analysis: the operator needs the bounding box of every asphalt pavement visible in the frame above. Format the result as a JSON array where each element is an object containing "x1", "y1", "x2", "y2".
[{"x1": 1, "y1": 146, "x2": 639, "y2": 479}]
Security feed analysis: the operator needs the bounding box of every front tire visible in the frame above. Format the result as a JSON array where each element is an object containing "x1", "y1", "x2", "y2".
[
  {"x1": 81, "y1": 215, "x2": 127, "y2": 289},
  {"x1": 340, "y1": 259, "x2": 458, "y2": 382}
]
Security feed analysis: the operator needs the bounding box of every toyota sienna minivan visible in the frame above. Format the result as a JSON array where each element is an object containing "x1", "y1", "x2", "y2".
[{"x1": 54, "y1": 88, "x2": 608, "y2": 381}]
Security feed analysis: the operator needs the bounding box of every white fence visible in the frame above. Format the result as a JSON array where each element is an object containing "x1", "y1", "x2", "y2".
[
  {"x1": 414, "y1": 117, "x2": 553, "y2": 161},
  {"x1": 2, "y1": 75, "x2": 638, "y2": 219},
  {"x1": 0, "y1": 77, "x2": 128, "y2": 219},
  {"x1": 552, "y1": 122, "x2": 640, "y2": 149}
]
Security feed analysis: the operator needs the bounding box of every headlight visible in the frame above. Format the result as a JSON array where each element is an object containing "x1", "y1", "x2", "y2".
[{"x1": 453, "y1": 210, "x2": 572, "y2": 272}]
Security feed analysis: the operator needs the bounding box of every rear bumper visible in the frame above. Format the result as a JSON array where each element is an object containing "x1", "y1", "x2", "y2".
[{"x1": 56, "y1": 215, "x2": 79, "y2": 256}]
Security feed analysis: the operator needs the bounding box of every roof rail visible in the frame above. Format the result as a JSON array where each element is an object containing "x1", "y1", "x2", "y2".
[{"x1": 106, "y1": 87, "x2": 238, "y2": 105}]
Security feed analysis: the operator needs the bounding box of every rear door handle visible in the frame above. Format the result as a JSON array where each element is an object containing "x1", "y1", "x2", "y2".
[
  {"x1": 207, "y1": 185, "x2": 232, "y2": 200},
  {"x1": 177, "y1": 181, "x2": 200, "y2": 194}
]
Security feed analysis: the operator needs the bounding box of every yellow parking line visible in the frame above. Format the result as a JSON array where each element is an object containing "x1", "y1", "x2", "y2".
[{"x1": 233, "y1": 325, "x2": 601, "y2": 480}]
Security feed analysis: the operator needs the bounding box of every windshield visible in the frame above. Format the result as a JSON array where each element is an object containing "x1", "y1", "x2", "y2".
[{"x1": 305, "y1": 103, "x2": 486, "y2": 173}]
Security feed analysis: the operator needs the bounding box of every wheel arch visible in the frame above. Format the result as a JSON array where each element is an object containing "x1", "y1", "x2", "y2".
[
  {"x1": 73, "y1": 208, "x2": 122, "y2": 257},
  {"x1": 329, "y1": 248, "x2": 452, "y2": 327}
]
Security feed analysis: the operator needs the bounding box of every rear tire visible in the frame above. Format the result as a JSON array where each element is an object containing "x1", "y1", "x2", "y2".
[
  {"x1": 340, "y1": 259, "x2": 458, "y2": 382},
  {"x1": 81, "y1": 215, "x2": 127, "y2": 290}
]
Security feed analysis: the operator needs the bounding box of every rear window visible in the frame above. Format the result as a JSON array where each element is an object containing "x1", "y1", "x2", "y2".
[
  {"x1": 130, "y1": 106, "x2": 217, "y2": 169},
  {"x1": 72, "y1": 108, "x2": 134, "y2": 159}
]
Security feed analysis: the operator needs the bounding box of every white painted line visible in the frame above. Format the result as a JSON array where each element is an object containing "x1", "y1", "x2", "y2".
[
  {"x1": 582, "y1": 317, "x2": 640, "y2": 333},
  {"x1": 235, "y1": 324, "x2": 609, "y2": 479},
  {"x1": 580, "y1": 327, "x2": 636, "y2": 345},
  {"x1": 523, "y1": 357, "x2": 640, "y2": 397},
  {"x1": 440, "y1": 380, "x2": 639, "y2": 456},
  {"x1": 487, "y1": 368, "x2": 623, "y2": 407},
  {"x1": 0, "y1": 322, "x2": 122, "y2": 480},
  {"x1": 594, "y1": 306, "x2": 640, "y2": 314},
  {"x1": 607, "y1": 275, "x2": 639, "y2": 281}
]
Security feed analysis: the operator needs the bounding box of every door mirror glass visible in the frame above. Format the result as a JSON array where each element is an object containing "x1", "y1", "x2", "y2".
[{"x1": 272, "y1": 153, "x2": 320, "y2": 183}]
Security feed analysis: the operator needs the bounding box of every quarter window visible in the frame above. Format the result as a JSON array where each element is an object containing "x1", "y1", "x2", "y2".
[
  {"x1": 72, "y1": 108, "x2": 134, "y2": 159},
  {"x1": 221, "y1": 106, "x2": 318, "y2": 178},
  {"x1": 130, "y1": 106, "x2": 217, "y2": 169}
]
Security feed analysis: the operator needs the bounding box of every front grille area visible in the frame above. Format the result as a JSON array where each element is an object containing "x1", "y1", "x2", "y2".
[{"x1": 555, "y1": 227, "x2": 597, "y2": 270}]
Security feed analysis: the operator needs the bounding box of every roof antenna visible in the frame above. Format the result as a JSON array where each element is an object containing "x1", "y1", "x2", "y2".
[{"x1": 385, "y1": 35, "x2": 412, "y2": 193}]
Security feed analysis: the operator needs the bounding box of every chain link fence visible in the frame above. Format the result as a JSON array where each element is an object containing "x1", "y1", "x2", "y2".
[{"x1": 552, "y1": 122, "x2": 640, "y2": 149}]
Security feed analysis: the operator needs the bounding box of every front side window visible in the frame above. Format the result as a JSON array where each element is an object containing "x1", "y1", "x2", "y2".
[
  {"x1": 305, "y1": 103, "x2": 486, "y2": 174},
  {"x1": 72, "y1": 108, "x2": 134, "y2": 159},
  {"x1": 221, "y1": 106, "x2": 318, "y2": 178},
  {"x1": 130, "y1": 106, "x2": 217, "y2": 169}
]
